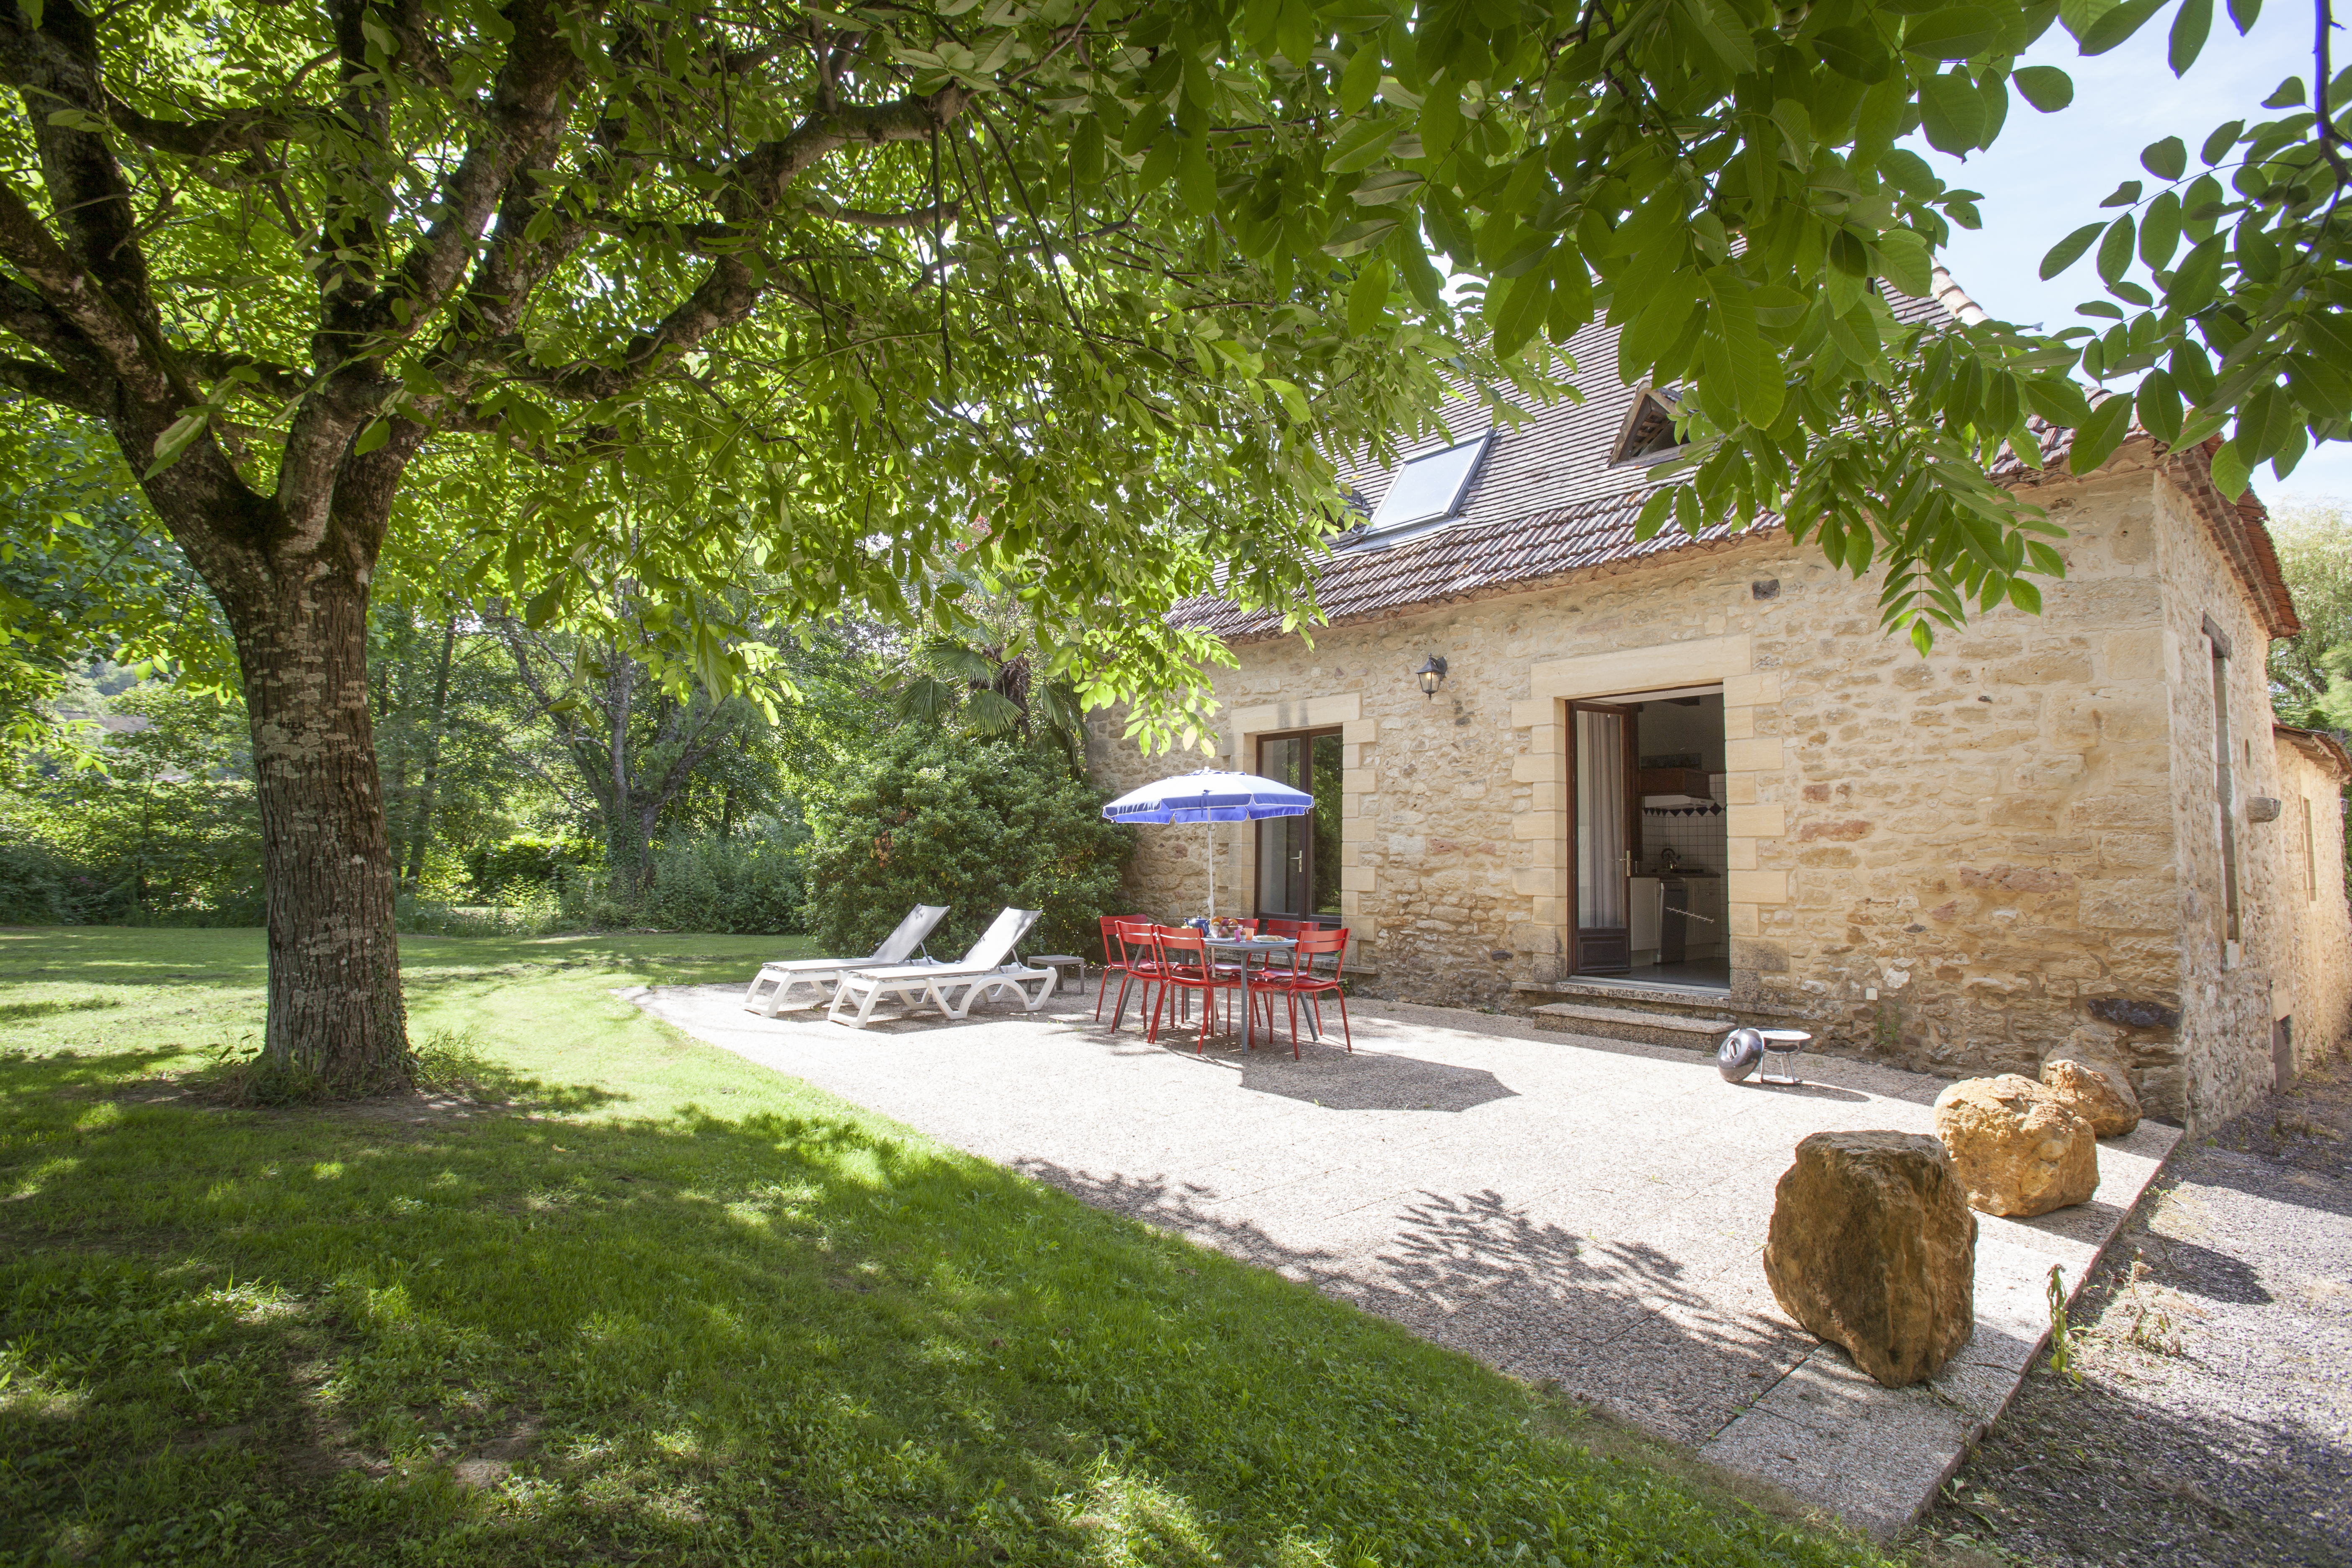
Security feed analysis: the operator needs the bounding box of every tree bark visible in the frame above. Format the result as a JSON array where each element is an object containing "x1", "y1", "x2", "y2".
[{"x1": 211, "y1": 536, "x2": 409, "y2": 1091}]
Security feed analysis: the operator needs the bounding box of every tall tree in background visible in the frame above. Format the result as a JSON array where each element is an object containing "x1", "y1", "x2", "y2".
[
  {"x1": 0, "y1": 0, "x2": 1482, "y2": 1088},
  {"x1": 7, "y1": 0, "x2": 2352, "y2": 1091},
  {"x1": 2266, "y1": 503, "x2": 2352, "y2": 729}
]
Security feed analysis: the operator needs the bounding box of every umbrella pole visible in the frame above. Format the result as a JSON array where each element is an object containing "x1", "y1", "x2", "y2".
[{"x1": 1205, "y1": 819, "x2": 1214, "y2": 920}]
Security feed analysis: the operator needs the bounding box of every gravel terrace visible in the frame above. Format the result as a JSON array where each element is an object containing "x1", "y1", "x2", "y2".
[
  {"x1": 639, "y1": 981, "x2": 2173, "y2": 1537},
  {"x1": 1918, "y1": 1053, "x2": 2352, "y2": 1568}
]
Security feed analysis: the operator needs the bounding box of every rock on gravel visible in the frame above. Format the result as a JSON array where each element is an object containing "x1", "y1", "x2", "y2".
[
  {"x1": 1913, "y1": 1055, "x2": 2352, "y2": 1568},
  {"x1": 1934, "y1": 1074, "x2": 2100, "y2": 1218},
  {"x1": 2041, "y1": 1057, "x2": 2142, "y2": 1138},
  {"x1": 1761, "y1": 1130, "x2": 1977, "y2": 1388}
]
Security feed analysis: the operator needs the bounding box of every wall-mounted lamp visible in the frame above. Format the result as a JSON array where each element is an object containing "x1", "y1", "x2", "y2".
[{"x1": 1416, "y1": 655, "x2": 1448, "y2": 699}]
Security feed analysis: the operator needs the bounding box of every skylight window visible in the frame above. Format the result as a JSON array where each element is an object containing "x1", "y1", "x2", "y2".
[{"x1": 1367, "y1": 434, "x2": 1488, "y2": 531}]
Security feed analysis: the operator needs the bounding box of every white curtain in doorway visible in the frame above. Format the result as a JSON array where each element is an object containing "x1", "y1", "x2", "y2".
[{"x1": 1575, "y1": 707, "x2": 1626, "y2": 926}]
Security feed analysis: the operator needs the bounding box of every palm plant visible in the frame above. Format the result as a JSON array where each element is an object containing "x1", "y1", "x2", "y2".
[{"x1": 888, "y1": 592, "x2": 1087, "y2": 773}]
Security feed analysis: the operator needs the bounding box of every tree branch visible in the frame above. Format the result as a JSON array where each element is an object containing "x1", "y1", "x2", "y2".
[{"x1": 0, "y1": 352, "x2": 108, "y2": 414}]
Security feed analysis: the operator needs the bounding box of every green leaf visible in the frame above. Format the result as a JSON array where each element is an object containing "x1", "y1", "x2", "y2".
[
  {"x1": 1262, "y1": 377, "x2": 1312, "y2": 423},
  {"x1": 2137, "y1": 367, "x2": 2184, "y2": 442},
  {"x1": 1919, "y1": 70, "x2": 1991, "y2": 152},
  {"x1": 1903, "y1": 7, "x2": 2001, "y2": 57},
  {"x1": 2264, "y1": 76, "x2": 2305, "y2": 108},
  {"x1": 1323, "y1": 214, "x2": 1401, "y2": 255},
  {"x1": 2006, "y1": 577, "x2": 2043, "y2": 614},
  {"x1": 2040, "y1": 221, "x2": 2105, "y2": 279},
  {"x1": 2080, "y1": 0, "x2": 2169, "y2": 53},
  {"x1": 2095, "y1": 215, "x2": 2137, "y2": 284},
  {"x1": 1327, "y1": 116, "x2": 1400, "y2": 173},
  {"x1": 1347, "y1": 259, "x2": 1391, "y2": 336},
  {"x1": 2100, "y1": 178, "x2": 2143, "y2": 207},
  {"x1": 2141, "y1": 135, "x2": 2187, "y2": 179},
  {"x1": 1137, "y1": 136, "x2": 1179, "y2": 192},
  {"x1": 1874, "y1": 227, "x2": 1934, "y2": 298},
  {"x1": 2024, "y1": 377, "x2": 2096, "y2": 427},
  {"x1": 2201, "y1": 120, "x2": 2244, "y2": 163},
  {"x1": 1176, "y1": 135, "x2": 1216, "y2": 216},
  {"x1": 2068, "y1": 391, "x2": 2136, "y2": 473},
  {"x1": 2139, "y1": 190, "x2": 2183, "y2": 268},
  {"x1": 2209, "y1": 438, "x2": 2251, "y2": 498},
  {"x1": 2227, "y1": 0, "x2": 2261, "y2": 31},
  {"x1": 1339, "y1": 43, "x2": 1384, "y2": 113},
  {"x1": 2166, "y1": 234, "x2": 2227, "y2": 312},
  {"x1": 140, "y1": 411, "x2": 209, "y2": 480},
  {"x1": 354, "y1": 418, "x2": 391, "y2": 456},
  {"x1": 2013, "y1": 65, "x2": 2074, "y2": 111},
  {"x1": 2169, "y1": 0, "x2": 2212, "y2": 72},
  {"x1": 1703, "y1": 268, "x2": 1781, "y2": 426},
  {"x1": 1815, "y1": 25, "x2": 1890, "y2": 82},
  {"x1": 1676, "y1": 0, "x2": 1758, "y2": 74}
]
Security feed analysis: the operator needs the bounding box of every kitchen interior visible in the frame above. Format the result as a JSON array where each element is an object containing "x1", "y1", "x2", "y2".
[{"x1": 1627, "y1": 687, "x2": 1728, "y2": 990}]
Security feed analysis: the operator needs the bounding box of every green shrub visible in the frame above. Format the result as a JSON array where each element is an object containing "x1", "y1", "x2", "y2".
[
  {"x1": 803, "y1": 738, "x2": 1131, "y2": 961},
  {"x1": 0, "y1": 780, "x2": 263, "y2": 926},
  {"x1": 464, "y1": 835, "x2": 600, "y2": 900},
  {"x1": 638, "y1": 822, "x2": 808, "y2": 935},
  {"x1": 0, "y1": 834, "x2": 116, "y2": 923}
]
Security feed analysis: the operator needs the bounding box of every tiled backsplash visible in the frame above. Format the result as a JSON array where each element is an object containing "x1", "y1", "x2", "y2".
[{"x1": 1641, "y1": 774, "x2": 1727, "y2": 875}]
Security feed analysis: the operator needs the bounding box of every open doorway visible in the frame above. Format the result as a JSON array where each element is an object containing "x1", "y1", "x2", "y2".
[{"x1": 1568, "y1": 685, "x2": 1728, "y2": 990}]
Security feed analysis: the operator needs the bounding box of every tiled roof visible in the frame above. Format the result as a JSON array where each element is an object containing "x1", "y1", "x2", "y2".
[
  {"x1": 1175, "y1": 280, "x2": 2305, "y2": 646},
  {"x1": 2276, "y1": 722, "x2": 2352, "y2": 781},
  {"x1": 1176, "y1": 282, "x2": 1955, "y2": 640}
]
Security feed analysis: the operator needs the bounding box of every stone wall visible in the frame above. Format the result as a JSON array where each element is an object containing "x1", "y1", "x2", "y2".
[
  {"x1": 2262, "y1": 733, "x2": 2352, "y2": 1079},
  {"x1": 1088, "y1": 453, "x2": 2303, "y2": 1124},
  {"x1": 2150, "y1": 470, "x2": 2305, "y2": 1125}
]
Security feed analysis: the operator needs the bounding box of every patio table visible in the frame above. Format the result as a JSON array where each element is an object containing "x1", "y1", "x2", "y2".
[{"x1": 1202, "y1": 934, "x2": 1297, "y2": 1051}]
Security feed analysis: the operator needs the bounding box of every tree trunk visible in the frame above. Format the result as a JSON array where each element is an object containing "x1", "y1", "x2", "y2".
[{"x1": 216, "y1": 551, "x2": 409, "y2": 1091}]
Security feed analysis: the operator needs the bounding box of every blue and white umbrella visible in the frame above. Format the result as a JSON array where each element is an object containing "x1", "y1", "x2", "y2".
[{"x1": 1101, "y1": 769, "x2": 1311, "y2": 918}]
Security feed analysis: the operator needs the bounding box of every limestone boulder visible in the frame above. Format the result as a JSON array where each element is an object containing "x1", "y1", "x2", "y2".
[
  {"x1": 1933, "y1": 1075, "x2": 2099, "y2": 1217},
  {"x1": 2040, "y1": 1057, "x2": 2141, "y2": 1137},
  {"x1": 1762, "y1": 1131, "x2": 1978, "y2": 1388}
]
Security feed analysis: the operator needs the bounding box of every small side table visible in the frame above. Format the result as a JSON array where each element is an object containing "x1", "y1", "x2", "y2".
[
  {"x1": 1033, "y1": 954, "x2": 1086, "y2": 995},
  {"x1": 1758, "y1": 1028, "x2": 1810, "y2": 1086}
]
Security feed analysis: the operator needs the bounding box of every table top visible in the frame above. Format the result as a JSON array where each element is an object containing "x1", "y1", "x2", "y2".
[
  {"x1": 1201, "y1": 934, "x2": 1297, "y2": 950},
  {"x1": 1758, "y1": 1029, "x2": 1813, "y2": 1043}
]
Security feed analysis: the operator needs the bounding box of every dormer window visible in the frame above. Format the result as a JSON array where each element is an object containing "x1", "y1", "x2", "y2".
[
  {"x1": 1612, "y1": 389, "x2": 1683, "y2": 466},
  {"x1": 1367, "y1": 433, "x2": 1489, "y2": 531}
]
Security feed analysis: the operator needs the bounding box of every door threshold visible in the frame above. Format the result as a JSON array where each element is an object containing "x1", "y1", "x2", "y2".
[{"x1": 1567, "y1": 973, "x2": 1733, "y2": 998}]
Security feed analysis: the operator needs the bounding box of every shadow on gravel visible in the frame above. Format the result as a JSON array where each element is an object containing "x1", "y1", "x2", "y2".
[{"x1": 1922, "y1": 1059, "x2": 2352, "y2": 1568}]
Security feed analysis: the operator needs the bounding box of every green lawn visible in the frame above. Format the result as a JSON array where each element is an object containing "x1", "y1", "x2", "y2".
[{"x1": 0, "y1": 928, "x2": 1894, "y2": 1567}]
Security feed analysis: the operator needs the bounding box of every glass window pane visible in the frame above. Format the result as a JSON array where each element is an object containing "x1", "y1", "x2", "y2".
[
  {"x1": 1367, "y1": 435, "x2": 1487, "y2": 529},
  {"x1": 1311, "y1": 732, "x2": 1344, "y2": 916}
]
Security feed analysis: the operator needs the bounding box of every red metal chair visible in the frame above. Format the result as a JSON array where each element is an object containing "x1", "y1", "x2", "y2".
[
  {"x1": 1094, "y1": 915, "x2": 1144, "y2": 1022},
  {"x1": 1147, "y1": 926, "x2": 1253, "y2": 1052},
  {"x1": 1100, "y1": 918, "x2": 1163, "y2": 1028},
  {"x1": 1265, "y1": 927, "x2": 1352, "y2": 1058}
]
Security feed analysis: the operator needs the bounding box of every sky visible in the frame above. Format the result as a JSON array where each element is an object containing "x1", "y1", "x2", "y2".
[{"x1": 1915, "y1": 4, "x2": 2349, "y2": 506}]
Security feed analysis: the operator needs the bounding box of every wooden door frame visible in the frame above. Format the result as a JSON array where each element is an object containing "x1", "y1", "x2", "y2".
[
  {"x1": 1565, "y1": 700, "x2": 1640, "y2": 975},
  {"x1": 1253, "y1": 726, "x2": 1344, "y2": 921}
]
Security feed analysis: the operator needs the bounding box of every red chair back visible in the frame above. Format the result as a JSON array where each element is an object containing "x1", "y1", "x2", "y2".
[
  {"x1": 1154, "y1": 925, "x2": 1210, "y2": 976},
  {"x1": 1260, "y1": 918, "x2": 1304, "y2": 939},
  {"x1": 1289, "y1": 926, "x2": 1349, "y2": 983},
  {"x1": 1098, "y1": 915, "x2": 1135, "y2": 963}
]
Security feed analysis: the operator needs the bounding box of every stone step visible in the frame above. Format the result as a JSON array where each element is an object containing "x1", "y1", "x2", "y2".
[{"x1": 1532, "y1": 1000, "x2": 1737, "y2": 1051}]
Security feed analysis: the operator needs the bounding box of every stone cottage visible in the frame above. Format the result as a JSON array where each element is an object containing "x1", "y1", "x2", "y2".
[{"x1": 1088, "y1": 277, "x2": 2352, "y2": 1130}]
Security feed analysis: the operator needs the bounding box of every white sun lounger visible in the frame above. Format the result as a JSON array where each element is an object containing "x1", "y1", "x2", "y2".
[
  {"x1": 827, "y1": 907, "x2": 1052, "y2": 1029},
  {"x1": 741, "y1": 904, "x2": 949, "y2": 1016}
]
